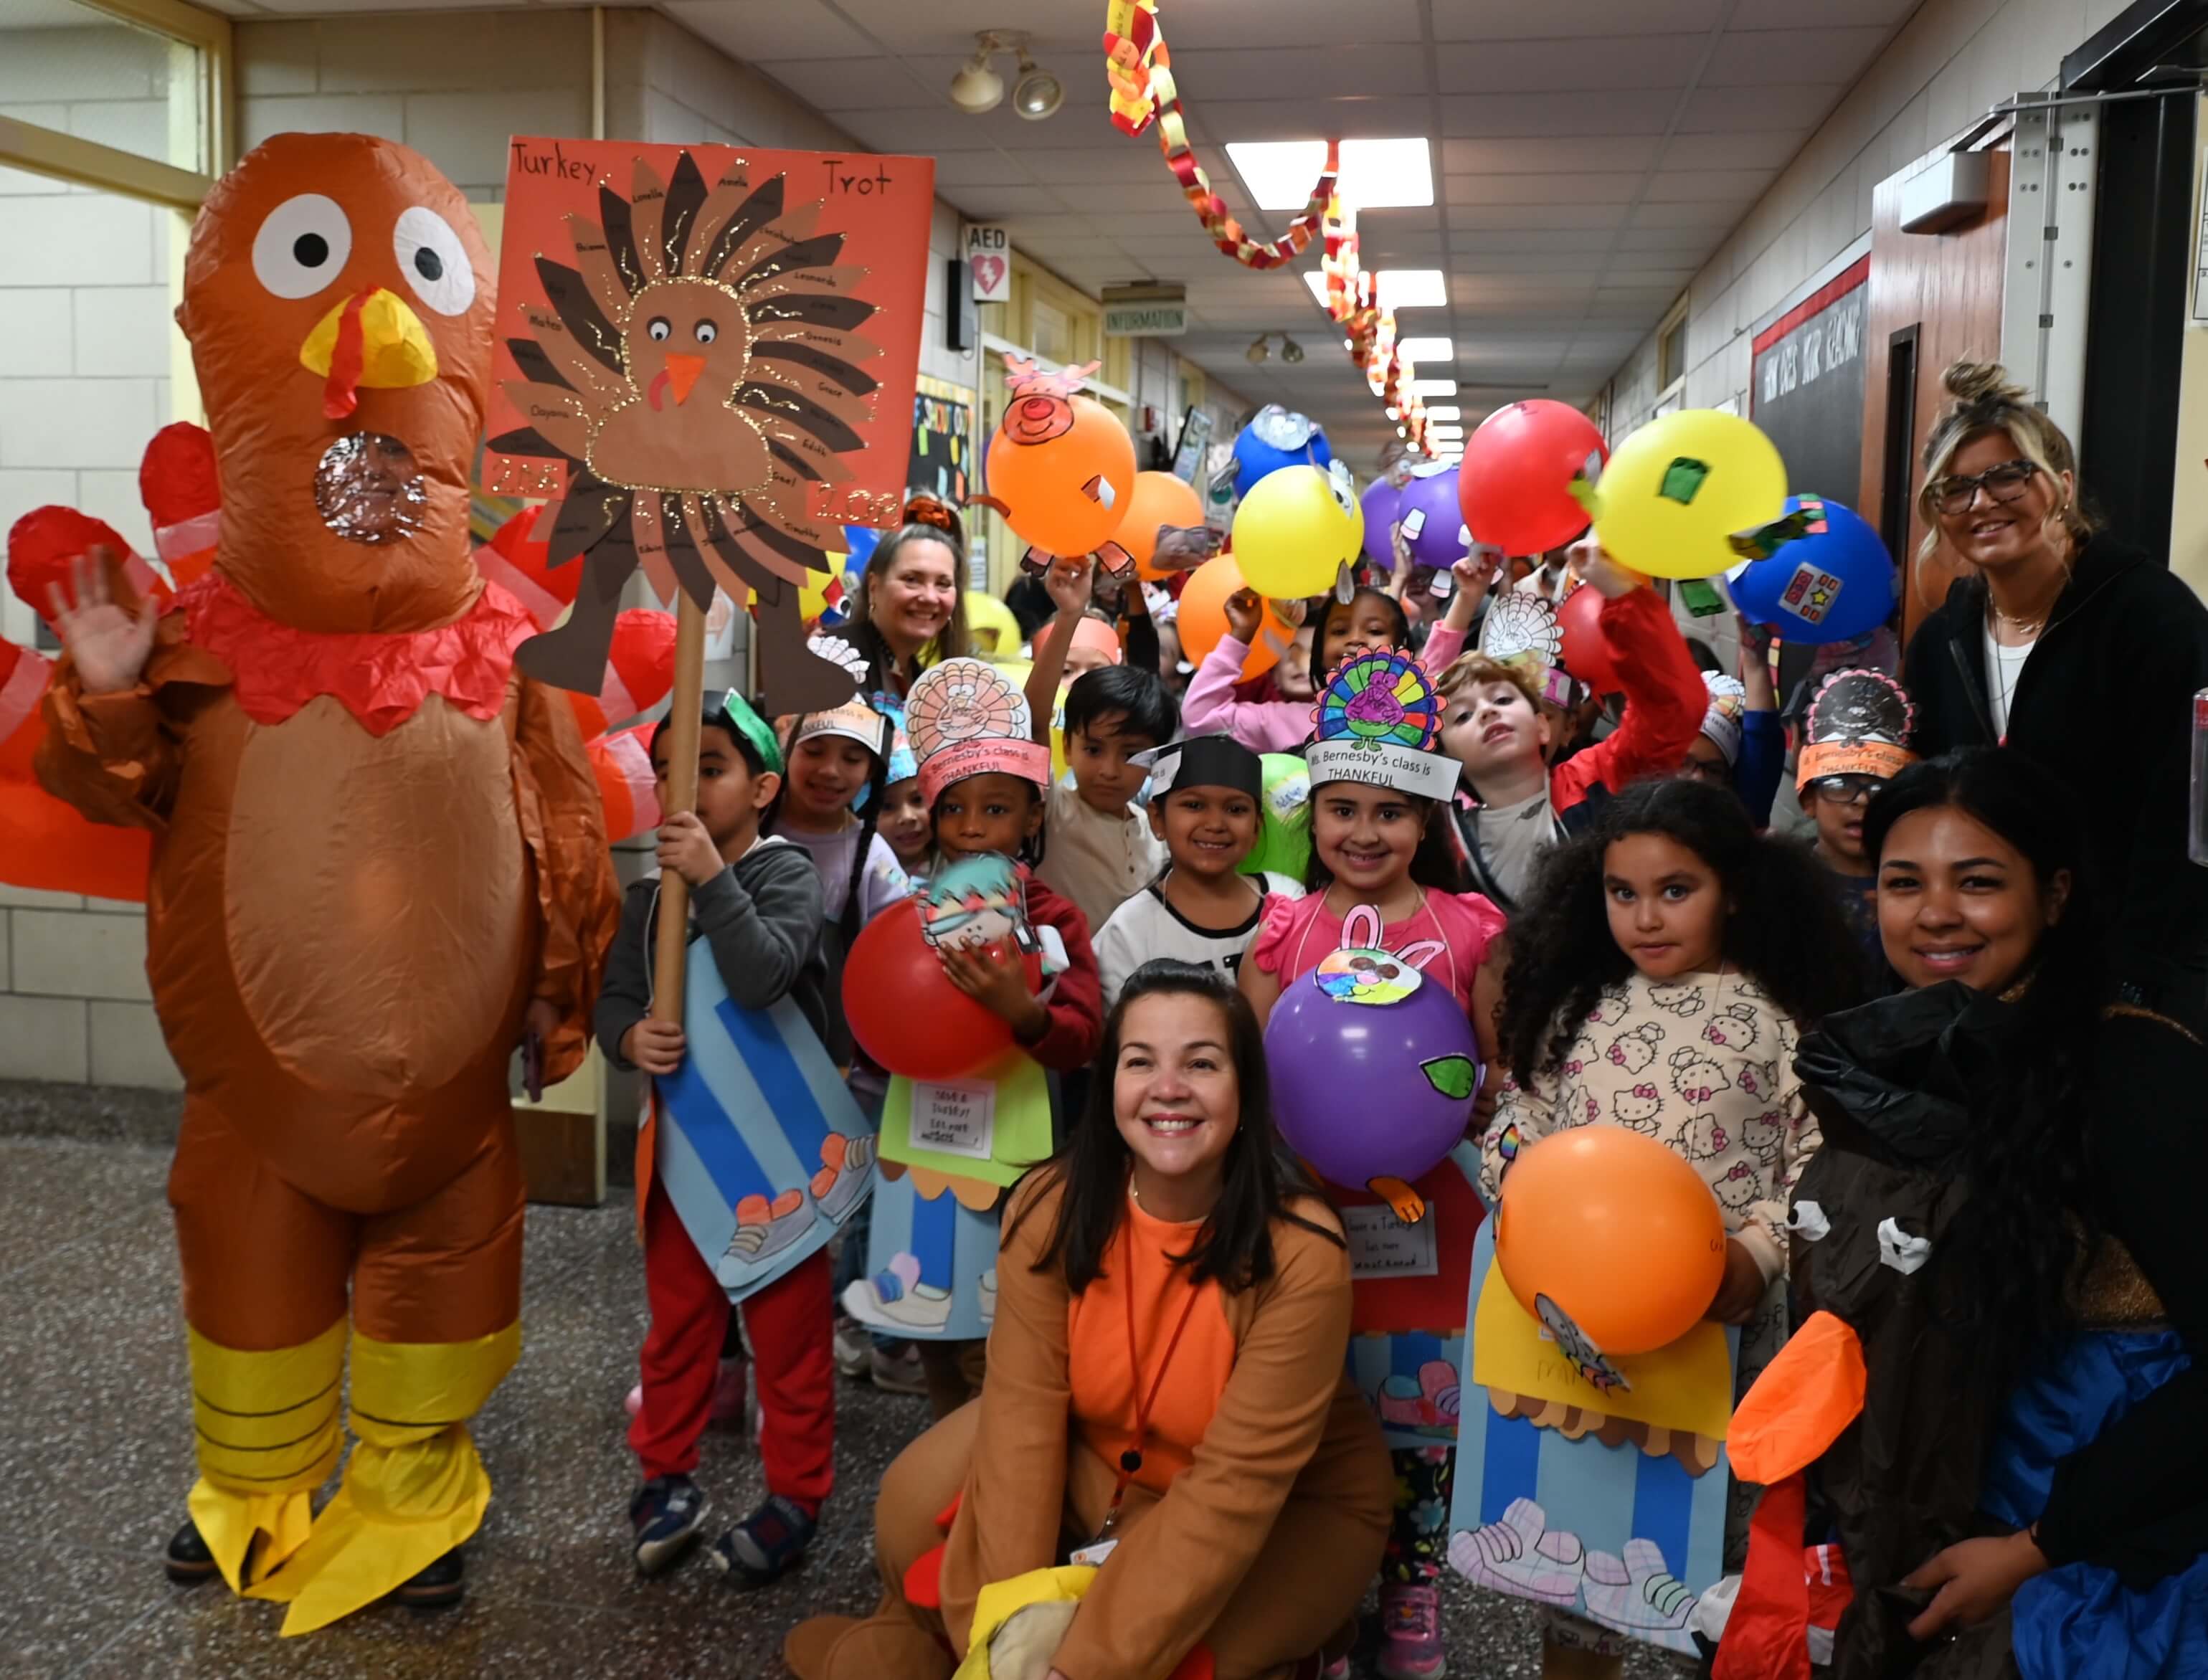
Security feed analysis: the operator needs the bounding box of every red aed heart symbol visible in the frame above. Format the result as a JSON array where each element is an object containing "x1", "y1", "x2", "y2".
[{"x1": 972, "y1": 254, "x2": 1007, "y2": 296}]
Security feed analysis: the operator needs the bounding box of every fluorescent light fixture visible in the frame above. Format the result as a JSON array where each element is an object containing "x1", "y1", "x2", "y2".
[
  {"x1": 1226, "y1": 137, "x2": 1434, "y2": 210},
  {"x1": 1376, "y1": 269, "x2": 1446, "y2": 309},
  {"x1": 1398, "y1": 337, "x2": 1454, "y2": 363},
  {"x1": 1423, "y1": 405, "x2": 1462, "y2": 421},
  {"x1": 1408, "y1": 378, "x2": 1457, "y2": 397}
]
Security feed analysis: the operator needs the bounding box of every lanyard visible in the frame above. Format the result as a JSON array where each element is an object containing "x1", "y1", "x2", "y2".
[{"x1": 1096, "y1": 1212, "x2": 1205, "y2": 1539}]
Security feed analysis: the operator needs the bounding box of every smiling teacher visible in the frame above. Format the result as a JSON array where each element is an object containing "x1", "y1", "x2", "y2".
[
  {"x1": 1903, "y1": 360, "x2": 2208, "y2": 1022},
  {"x1": 820, "y1": 502, "x2": 974, "y2": 700},
  {"x1": 782, "y1": 961, "x2": 1391, "y2": 1680}
]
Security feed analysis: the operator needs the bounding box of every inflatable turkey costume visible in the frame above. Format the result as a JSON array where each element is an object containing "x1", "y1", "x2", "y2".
[{"x1": 27, "y1": 133, "x2": 621, "y2": 1633}]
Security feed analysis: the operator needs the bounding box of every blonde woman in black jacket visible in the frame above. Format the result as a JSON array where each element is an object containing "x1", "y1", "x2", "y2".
[{"x1": 1902, "y1": 359, "x2": 2208, "y2": 1023}]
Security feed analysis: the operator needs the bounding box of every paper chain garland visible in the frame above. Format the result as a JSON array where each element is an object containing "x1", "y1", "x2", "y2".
[
  {"x1": 1104, "y1": 0, "x2": 1334, "y2": 270},
  {"x1": 1101, "y1": 0, "x2": 1431, "y2": 452}
]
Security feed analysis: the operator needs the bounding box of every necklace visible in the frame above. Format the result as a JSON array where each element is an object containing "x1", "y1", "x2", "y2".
[{"x1": 1093, "y1": 1216, "x2": 1204, "y2": 1541}]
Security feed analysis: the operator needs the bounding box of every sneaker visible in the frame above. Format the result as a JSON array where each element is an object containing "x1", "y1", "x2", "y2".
[
  {"x1": 868, "y1": 1342, "x2": 927, "y2": 1396},
  {"x1": 394, "y1": 1548, "x2": 465, "y2": 1610},
  {"x1": 163, "y1": 1517, "x2": 219, "y2": 1585},
  {"x1": 629, "y1": 1473, "x2": 709, "y2": 1575},
  {"x1": 833, "y1": 1315, "x2": 871, "y2": 1380},
  {"x1": 1378, "y1": 1580, "x2": 1447, "y2": 1680},
  {"x1": 709, "y1": 1494, "x2": 816, "y2": 1590}
]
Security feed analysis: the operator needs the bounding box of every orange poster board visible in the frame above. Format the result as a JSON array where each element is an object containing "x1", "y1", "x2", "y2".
[{"x1": 479, "y1": 138, "x2": 936, "y2": 705}]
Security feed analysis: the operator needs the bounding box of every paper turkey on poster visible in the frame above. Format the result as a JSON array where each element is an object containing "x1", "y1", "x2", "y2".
[{"x1": 481, "y1": 138, "x2": 935, "y2": 708}]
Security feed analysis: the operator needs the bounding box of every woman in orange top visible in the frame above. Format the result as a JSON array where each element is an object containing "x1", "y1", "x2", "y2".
[{"x1": 785, "y1": 960, "x2": 1392, "y2": 1680}]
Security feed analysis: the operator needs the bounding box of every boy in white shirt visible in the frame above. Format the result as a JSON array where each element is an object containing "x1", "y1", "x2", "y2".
[{"x1": 1094, "y1": 734, "x2": 1304, "y2": 1010}]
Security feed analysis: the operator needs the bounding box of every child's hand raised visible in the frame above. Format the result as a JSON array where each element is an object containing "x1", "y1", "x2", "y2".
[
  {"x1": 655, "y1": 811, "x2": 725, "y2": 887},
  {"x1": 622, "y1": 1018, "x2": 687, "y2": 1076},
  {"x1": 1223, "y1": 587, "x2": 1263, "y2": 645},
  {"x1": 1566, "y1": 536, "x2": 1642, "y2": 601},
  {"x1": 1044, "y1": 555, "x2": 1096, "y2": 620},
  {"x1": 1705, "y1": 1237, "x2": 1767, "y2": 1324},
  {"x1": 939, "y1": 941, "x2": 1048, "y2": 1043}
]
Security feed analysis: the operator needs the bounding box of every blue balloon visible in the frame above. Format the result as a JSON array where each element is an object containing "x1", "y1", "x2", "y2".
[
  {"x1": 1231, "y1": 407, "x2": 1332, "y2": 501},
  {"x1": 1725, "y1": 496, "x2": 1897, "y2": 645}
]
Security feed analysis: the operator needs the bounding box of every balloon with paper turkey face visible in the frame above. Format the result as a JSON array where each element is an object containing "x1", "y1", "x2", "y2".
[
  {"x1": 177, "y1": 132, "x2": 496, "y2": 635},
  {"x1": 982, "y1": 356, "x2": 1137, "y2": 560}
]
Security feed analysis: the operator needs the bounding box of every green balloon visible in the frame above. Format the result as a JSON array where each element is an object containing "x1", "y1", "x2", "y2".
[{"x1": 1239, "y1": 753, "x2": 1312, "y2": 880}]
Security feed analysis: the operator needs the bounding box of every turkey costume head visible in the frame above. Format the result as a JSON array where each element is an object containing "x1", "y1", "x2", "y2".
[{"x1": 179, "y1": 132, "x2": 494, "y2": 634}]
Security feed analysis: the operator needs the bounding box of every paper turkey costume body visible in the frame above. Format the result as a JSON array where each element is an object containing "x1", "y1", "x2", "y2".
[{"x1": 34, "y1": 133, "x2": 620, "y2": 1633}]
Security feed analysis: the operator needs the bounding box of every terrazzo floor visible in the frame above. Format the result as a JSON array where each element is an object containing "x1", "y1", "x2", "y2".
[{"x1": 0, "y1": 1134, "x2": 1672, "y2": 1679}]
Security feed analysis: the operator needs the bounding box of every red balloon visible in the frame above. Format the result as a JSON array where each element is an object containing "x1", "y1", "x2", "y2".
[
  {"x1": 842, "y1": 898, "x2": 1023, "y2": 1079},
  {"x1": 1556, "y1": 584, "x2": 1619, "y2": 694},
  {"x1": 1459, "y1": 400, "x2": 1608, "y2": 555}
]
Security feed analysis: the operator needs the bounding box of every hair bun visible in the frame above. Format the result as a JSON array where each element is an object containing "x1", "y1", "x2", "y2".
[{"x1": 1942, "y1": 358, "x2": 2027, "y2": 407}]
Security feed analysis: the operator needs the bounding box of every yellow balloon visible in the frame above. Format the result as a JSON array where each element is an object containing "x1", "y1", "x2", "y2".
[
  {"x1": 965, "y1": 590, "x2": 1024, "y2": 663},
  {"x1": 1586, "y1": 410, "x2": 1786, "y2": 579},
  {"x1": 1231, "y1": 464, "x2": 1364, "y2": 598}
]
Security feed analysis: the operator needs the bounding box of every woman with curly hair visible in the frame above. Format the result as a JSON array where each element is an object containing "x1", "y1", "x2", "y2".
[
  {"x1": 1480, "y1": 776, "x2": 1862, "y2": 1679},
  {"x1": 1715, "y1": 749, "x2": 2208, "y2": 1679}
]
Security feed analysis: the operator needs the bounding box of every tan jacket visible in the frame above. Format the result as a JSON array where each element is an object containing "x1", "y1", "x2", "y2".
[{"x1": 942, "y1": 1173, "x2": 1392, "y2": 1679}]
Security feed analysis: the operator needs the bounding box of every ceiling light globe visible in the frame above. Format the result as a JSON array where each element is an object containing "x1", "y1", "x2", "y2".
[
  {"x1": 1013, "y1": 68, "x2": 1063, "y2": 118},
  {"x1": 949, "y1": 62, "x2": 1005, "y2": 113}
]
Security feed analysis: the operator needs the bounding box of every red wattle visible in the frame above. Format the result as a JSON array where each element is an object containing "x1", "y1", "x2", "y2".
[
  {"x1": 323, "y1": 289, "x2": 373, "y2": 421},
  {"x1": 647, "y1": 368, "x2": 671, "y2": 412}
]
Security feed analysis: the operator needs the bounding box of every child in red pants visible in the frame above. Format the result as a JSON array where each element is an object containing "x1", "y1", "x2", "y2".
[{"x1": 597, "y1": 692, "x2": 860, "y2": 1588}]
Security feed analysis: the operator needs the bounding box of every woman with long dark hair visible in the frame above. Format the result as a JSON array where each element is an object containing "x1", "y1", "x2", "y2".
[
  {"x1": 1903, "y1": 360, "x2": 2208, "y2": 1023},
  {"x1": 1718, "y1": 749, "x2": 2208, "y2": 1679},
  {"x1": 783, "y1": 962, "x2": 1391, "y2": 1680},
  {"x1": 819, "y1": 512, "x2": 973, "y2": 699}
]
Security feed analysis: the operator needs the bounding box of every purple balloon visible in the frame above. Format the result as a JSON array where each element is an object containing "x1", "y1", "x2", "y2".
[
  {"x1": 1265, "y1": 967, "x2": 1482, "y2": 1192},
  {"x1": 1360, "y1": 478, "x2": 1402, "y2": 571},
  {"x1": 1397, "y1": 465, "x2": 1467, "y2": 571}
]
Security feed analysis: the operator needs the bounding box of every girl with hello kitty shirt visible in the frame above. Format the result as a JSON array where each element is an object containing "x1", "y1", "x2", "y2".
[{"x1": 1478, "y1": 777, "x2": 1862, "y2": 1679}]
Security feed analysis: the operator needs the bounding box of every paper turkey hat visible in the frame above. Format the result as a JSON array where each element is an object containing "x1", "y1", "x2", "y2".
[
  {"x1": 1796, "y1": 668, "x2": 1917, "y2": 791},
  {"x1": 904, "y1": 658, "x2": 1051, "y2": 805},
  {"x1": 1304, "y1": 647, "x2": 1459, "y2": 802}
]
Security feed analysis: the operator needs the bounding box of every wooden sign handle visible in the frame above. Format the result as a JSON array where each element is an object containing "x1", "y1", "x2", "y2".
[{"x1": 650, "y1": 594, "x2": 708, "y2": 1022}]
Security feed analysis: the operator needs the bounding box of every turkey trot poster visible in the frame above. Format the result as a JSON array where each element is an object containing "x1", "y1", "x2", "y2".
[{"x1": 480, "y1": 138, "x2": 934, "y2": 702}]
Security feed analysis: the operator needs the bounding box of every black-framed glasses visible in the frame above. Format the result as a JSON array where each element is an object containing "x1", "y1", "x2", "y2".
[
  {"x1": 1928, "y1": 458, "x2": 2038, "y2": 516},
  {"x1": 1806, "y1": 774, "x2": 1882, "y2": 802}
]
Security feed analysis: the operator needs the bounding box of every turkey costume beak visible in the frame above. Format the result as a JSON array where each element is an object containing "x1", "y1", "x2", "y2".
[{"x1": 299, "y1": 287, "x2": 439, "y2": 420}]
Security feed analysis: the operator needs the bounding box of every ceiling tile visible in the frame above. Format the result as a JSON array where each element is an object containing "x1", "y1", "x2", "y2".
[
  {"x1": 1162, "y1": 0, "x2": 1424, "y2": 46},
  {"x1": 1439, "y1": 92, "x2": 1679, "y2": 136},
  {"x1": 1677, "y1": 84, "x2": 1847, "y2": 130},
  {"x1": 1702, "y1": 25, "x2": 1891, "y2": 86},
  {"x1": 945, "y1": 184, "x2": 1074, "y2": 217},
  {"x1": 1434, "y1": 36, "x2": 1709, "y2": 93},
  {"x1": 1429, "y1": 0, "x2": 1723, "y2": 39},
  {"x1": 1442, "y1": 136, "x2": 1653, "y2": 173},
  {"x1": 1160, "y1": 46, "x2": 1423, "y2": 101},
  {"x1": 661, "y1": 0, "x2": 877, "y2": 61},
  {"x1": 927, "y1": 151, "x2": 1043, "y2": 188},
  {"x1": 756, "y1": 54, "x2": 952, "y2": 111},
  {"x1": 1444, "y1": 171, "x2": 1640, "y2": 204},
  {"x1": 1640, "y1": 168, "x2": 1775, "y2": 201},
  {"x1": 1658, "y1": 130, "x2": 1809, "y2": 169},
  {"x1": 1190, "y1": 97, "x2": 1446, "y2": 142},
  {"x1": 826, "y1": 0, "x2": 1094, "y2": 57},
  {"x1": 1626, "y1": 199, "x2": 1745, "y2": 229},
  {"x1": 1450, "y1": 203, "x2": 1634, "y2": 231},
  {"x1": 1728, "y1": 0, "x2": 1917, "y2": 28}
]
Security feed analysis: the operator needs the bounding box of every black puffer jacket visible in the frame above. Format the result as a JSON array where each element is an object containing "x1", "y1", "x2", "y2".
[{"x1": 1904, "y1": 538, "x2": 2208, "y2": 1016}]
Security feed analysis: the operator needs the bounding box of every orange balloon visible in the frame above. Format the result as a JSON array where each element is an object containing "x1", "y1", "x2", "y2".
[
  {"x1": 1121, "y1": 470, "x2": 1205, "y2": 580},
  {"x1": 984, "y1": 394, "x2": 1137, "y2": 557},
  {"x1": 1494, "y1": 1125, "x2": 1727, "y2": 1357},
  {"x1": 1177, "y1": 553, "x2": 1292, "y2": 682}
]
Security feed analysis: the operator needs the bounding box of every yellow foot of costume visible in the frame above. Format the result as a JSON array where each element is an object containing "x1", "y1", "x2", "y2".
[
  {"x1": 186, "y1": 1319, "x2": 345, "y2": 1592},
  {"x1": 244, "y1": 1323, "x2": 518, "y2": 1635}
]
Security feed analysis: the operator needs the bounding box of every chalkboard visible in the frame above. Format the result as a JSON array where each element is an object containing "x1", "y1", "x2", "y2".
[{"x1": 1751, "y1": 257, "x2": 1869, "y2": 511}]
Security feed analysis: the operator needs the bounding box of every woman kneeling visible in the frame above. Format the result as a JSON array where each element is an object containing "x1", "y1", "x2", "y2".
[{"x1": 785, "y1": 959, "x2": 1393, "y2": 1680}]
